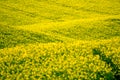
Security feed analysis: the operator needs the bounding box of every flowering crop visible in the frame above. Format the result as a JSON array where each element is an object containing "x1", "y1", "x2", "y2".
[
  {"x1": 0, "y1": 37, "x2": 120, "y2": 80},
  {"x1": 0, "y1": 0, "x2": 120, "y2": 80}
]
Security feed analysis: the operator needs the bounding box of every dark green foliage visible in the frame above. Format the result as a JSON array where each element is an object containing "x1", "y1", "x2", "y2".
[
  {"x1": 106, "y1": 18, "x2": 120, "y2": 24},
  {"x1": 92, "y1": 48, "x2": 120, "y2": 80}
]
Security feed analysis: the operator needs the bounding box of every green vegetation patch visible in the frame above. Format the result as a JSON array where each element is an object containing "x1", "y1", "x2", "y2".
[{"x1": 0, "y1": 24, "x2": 61, "y2": 49}]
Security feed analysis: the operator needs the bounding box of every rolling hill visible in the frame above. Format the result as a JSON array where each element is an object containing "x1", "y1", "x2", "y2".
[{"x1": 0, "y1": 0, "x2": 120, "y2": 80}]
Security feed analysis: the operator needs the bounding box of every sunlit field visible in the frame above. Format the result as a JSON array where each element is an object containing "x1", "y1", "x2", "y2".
[{"x1": 0, "y1": 0, "x2": 120, "y2": 80}]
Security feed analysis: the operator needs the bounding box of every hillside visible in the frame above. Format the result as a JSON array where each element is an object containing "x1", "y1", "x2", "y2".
[{"x1": 0, "y1": 0, "x2": 120, "y2": 80}]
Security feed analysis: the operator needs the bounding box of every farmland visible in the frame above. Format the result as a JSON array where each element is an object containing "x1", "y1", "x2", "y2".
[{"x1": 0, "y1": 0, "x2": 120, "y2": 80}]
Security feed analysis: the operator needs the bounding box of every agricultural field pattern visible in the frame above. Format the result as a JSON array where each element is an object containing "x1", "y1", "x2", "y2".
[{"x1": 0, "y1": 0, "x2": 120, "y2": 80}]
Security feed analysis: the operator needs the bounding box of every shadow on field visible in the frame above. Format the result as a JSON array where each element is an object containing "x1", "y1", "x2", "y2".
[
  {"x1": 106, "y1": 18, "x2": 120, "y2": 24},
  {"x1": 93, "y1": 48, "x2": 120, "y2": 80},
  {"x1": 0, "y1": 24, "x2": 62, "y2": 49}
]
